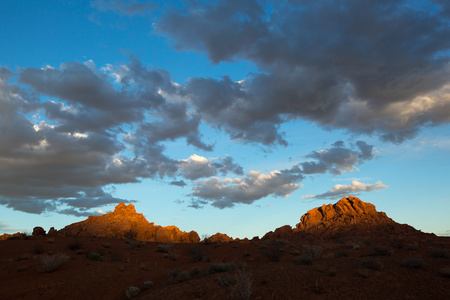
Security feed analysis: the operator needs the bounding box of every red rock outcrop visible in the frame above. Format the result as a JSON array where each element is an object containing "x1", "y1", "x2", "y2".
[
  {"x1": 204, "y1": 233, "x2": 235, "y2": 243},
  {"x1": 295, "y1": 196, "x2": 406, "y2": 236},
  {"x1": 58, "y1": 203, "x2": 199, "y2": 243},
  {"x1": 263, "y1": 196, "x2": 427, "y2": 240},
  {"x1": 32, "y1": 227, "x2": 46, "y2": 237}
]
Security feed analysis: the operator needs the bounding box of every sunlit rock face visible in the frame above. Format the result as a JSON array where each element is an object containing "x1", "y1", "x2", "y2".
[
  {"x1": 58, "y1": 203, "x2": 200, "y2": 243},
  {"x1": 204, "y1": 232, "x2": 235, "y2": 243},
  {"x1": 296, "y1": 196, "x2": 395, "y2": 233}
]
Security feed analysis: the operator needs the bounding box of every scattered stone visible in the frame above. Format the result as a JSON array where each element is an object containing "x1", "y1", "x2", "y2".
[{"x1": 125, "y1": 286, "x2": 141, "y2": 299}]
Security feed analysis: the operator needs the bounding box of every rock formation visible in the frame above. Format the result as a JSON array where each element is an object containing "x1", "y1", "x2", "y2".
[
  {"x1": 58, "y1": 203, "x2": 199, "y2": 243},
  {"x1": 264, "y1": 196, "x2": 426, "y2": 240},
  {"x1": 204, "y1": 233, "x2": 235, "y2": 243},
  {"x1": 296, "y1": 196, "x2": 395, "y2": 233}
]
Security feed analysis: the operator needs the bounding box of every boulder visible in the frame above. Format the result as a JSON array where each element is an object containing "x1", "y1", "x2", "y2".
[{"x1": 32, "y1": 227, "x2": 46, "y2": 237}]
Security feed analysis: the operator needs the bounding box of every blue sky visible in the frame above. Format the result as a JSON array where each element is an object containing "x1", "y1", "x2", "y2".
[{"x1": 0, "y1": 0, "x2": 449, "y2": 238}]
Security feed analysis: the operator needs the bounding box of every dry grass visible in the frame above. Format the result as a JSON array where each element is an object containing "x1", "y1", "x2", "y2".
[{"x1": 39, "y1": 253, "x2": 69, "y2": 273}]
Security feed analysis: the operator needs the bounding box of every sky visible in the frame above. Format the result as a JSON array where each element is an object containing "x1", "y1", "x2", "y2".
[{"x1": 0, "y1": 0, "x2": 449, "y2": 239}]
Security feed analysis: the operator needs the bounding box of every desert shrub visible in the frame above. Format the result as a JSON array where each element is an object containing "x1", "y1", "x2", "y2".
[
  {"x1": 359, "y1": 258, "x2": 381, "y2": 270},
  {"x1": 67, "y1": 239, "x2": 82, "y2": 250},
  {"x1": 34, "y1": 244, "x2": 44, "y2": 254},
  {"x1": 295, "y1": 256, "x2": 313, "y2": 265},
  {"x1": 303, "y1": 245, "x2": 322, "y2": 260},
  {"x1": 188, "y1": 246, "x2": 205, "y2": 262},
  {"x1": 140, "y1": 281, "x2": 153, "y2": 291},
  {"x1": 230, "y1": 269, "x2": 253, "y2": 300},
  {"x1": 101, "y1": 243, "x2": 111, "y2": 249},
  {"x1": 125, "y1": 286, "x2": 141, "y2": 299},
  {"x1": 128, "y1": 240, "x2": 144, "y2": 249},
  {"x1": 87, "y1": 251, "x2": 103, "y2": 261},
  {"x1": 289, "y1": 249, "x2": 301, "y2": 256},
  {"x1": 406, "y1": 243, "x2": 420, "y2": 250},
  {"x1": 208, "y1": 263, "x2": 235, "y2": 274},
  {"x1": 428, "y1": 247, "x2": 450, "y2": 259},
  {"x1": 124, "y1": 230, "x2": 137, "y2": 240},
  {"x1": 368, "y1": 246, "x2": 392, "y2": 256},
  {"x1": 439, "y1": 267, "x2": 450, "y2": 278},
  {"x1": 311, "y1": 278, "x2": 323, "y2": 294},
  {"x1": 156, "y1": 244, "x2": 173, "y2": 253},
  {"x1": 401, "y1": 257, "x2": 426, "y2": 269},
  {"x1": 189, "y1": 267, "x2": 202, "y2": 278},
  {"x1": 39, "y1": 253, "x2": 69, "y2": 273},
  {"x1": 218, "y1": 274, "x2": 235, "y2": 287},
  {"x1": 110, "y1": 252, "x2": 121, "y2": 262},
  {"x1": 168, "y1": 268, "x2": 190, "y2": 283},
  {"x1": 263, "y1": 240, "x2": 286, "y2": 262},
  {"x1": 334, "y1": 249, "x2": 349, "y2": 258},
  {"x1": 243, "y1": 252, "x2": 251, "y2": 258},
  {"x1": 390, "y1": 240, "x2": 405, "y2": 249}
]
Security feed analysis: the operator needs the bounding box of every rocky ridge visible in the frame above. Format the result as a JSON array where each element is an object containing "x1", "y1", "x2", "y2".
[
  {"x1": 264, "y1": 196, "x2": 429, "y2": 240},
  {"x1": 58, "y1": 203, "x2": 200, "y2": 243}
]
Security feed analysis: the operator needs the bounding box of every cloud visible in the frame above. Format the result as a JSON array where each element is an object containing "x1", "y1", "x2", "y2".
[
  {"x1": 190, "y1": 169, "x2": 302, "y2": 208},
  {"x1": 186, "y1": 140, "x2": 376, "y2": 208},
  {"x1": 155, "y1": 0, "x2": 450, "y2": 143},
  {"x1": 0, "y1": 220, "x2": 28, "y2": 234},
  {"x1": 302, "y1": 180, "x2": 388, "y2": 200},
  {"x1": 170, "y1": 180, "x2": 187, "y2": 187},
  {"x1": 299, "y1": 141, "x2": 376, "y2": 175},
  {"x1": 178, "y1": 154, "x2": 243, "y2": 180}
]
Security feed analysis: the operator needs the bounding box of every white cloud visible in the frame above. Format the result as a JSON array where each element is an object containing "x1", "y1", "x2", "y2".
[{"x1": 302, "y1": 180, "x2": 388, "y2": 200}]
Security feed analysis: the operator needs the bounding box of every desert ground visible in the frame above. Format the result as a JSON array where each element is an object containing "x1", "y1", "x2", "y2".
[{"x1": 1, "y1": 198, "x2": 449, "y2": 300}]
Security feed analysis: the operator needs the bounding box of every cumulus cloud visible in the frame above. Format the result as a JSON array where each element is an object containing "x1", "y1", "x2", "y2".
[
  {"x1": 155, "y1": 0, "x2": 450, "y2": 143},
  {"x1": 302, "y1": 181, "x2": 388, "y2": 200},
  {"x1": 190, "y1": 170, "x2": 302, "y2": 208},
  {"x1": 299, "y1": 141, "x2": 376, "y2": 175},
  {"x1": 178, "y1": 154, "x2": 243, "y2": 180},
  {"x1": 187, "y1": 140, "x2": 376, "y2": 208}
]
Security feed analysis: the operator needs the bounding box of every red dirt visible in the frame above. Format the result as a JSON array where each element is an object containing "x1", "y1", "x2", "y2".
[{"x1": 1, "y1": 197, "x2": 449, "y2": 299}]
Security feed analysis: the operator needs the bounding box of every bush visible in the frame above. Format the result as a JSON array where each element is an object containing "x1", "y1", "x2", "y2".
[
  {"x1": 428, "y1": 247, "x2": 450, "y2": 259},
  {"x1": 401, "y1": 257, "x2": 426, "y2": 269},
  {"x1": 168, "y1": 268, "x2": 190, "y2": 283},
  {"x1": 439, "y1": 267, "x2": 450, "y2": 278},
  {"x1": 368, "y1": 246, "x2": 392, "y2": 256},
  {"x1": 156, "y1": 244, "x2": 173, "y2": 253},
  {"x1": 188, "y1": 247, "x2": 205, "y2": 262},
  {"x1": 124, "y1": 230, "x2": 137, "y2": 240},
  {"x1": 34, "y1": 244, "x2": 44, "y2": 254},
  {"x1": 303, "y1": 245, "x2": 322, "y2": 260},
  {"x1": 359, "y1": 258, "x2": 381, "y2": 270},
  {"x1": 87, "y1": 251, "x2": 103, "y2": 261},
  {"x1": 295, "y1": 256, "x2": 313, "y2": 265},
  {"x1": 230, "y1": 269, "x2": 253, "y2": 300},
  {"x1": 218, "y1": 274, "x2": 235, "y2": 287},
  {"x1": 334, "y1": 249, "x2": 349, "y2": 258},
  {"x1": 67, "y1": 239, "x2": 82, "y2": 250},
  {"x1": 208, "y1": 263, "x2": 235, "y2": 274},
  {"x1": 39, "y1": 253, "x2": 69, "y2": 273}
]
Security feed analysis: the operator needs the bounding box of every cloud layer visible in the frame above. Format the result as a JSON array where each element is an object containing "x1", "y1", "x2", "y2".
[{"x1": 156, "y1": 0, "x2": 450, "y2": 143}]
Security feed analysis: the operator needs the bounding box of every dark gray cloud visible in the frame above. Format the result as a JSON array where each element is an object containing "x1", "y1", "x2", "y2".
[
  {"x1": 302, "y1": 180, "x2": 388, "y2": 200},
  {"x1": 156, "y1": 0, "x2": 450, "y2": 143},
  {"x1": 299, "y1": 141, "x2": 376, "y2": 175},
  {"x1": 170, "y1": 180, "x2": 187, "y2": 187}
]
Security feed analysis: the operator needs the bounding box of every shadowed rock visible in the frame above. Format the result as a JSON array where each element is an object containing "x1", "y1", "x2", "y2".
[{"x1": 58, "y1": 203, "x2": 199, "y2": 243}]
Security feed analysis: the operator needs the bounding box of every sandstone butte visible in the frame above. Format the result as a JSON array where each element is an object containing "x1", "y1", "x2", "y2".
[
  {"x1": 57, "y1": 203, "x2": 200, "y2": 243},
  {"x1": 263, "y1": 196, "x2": 429, "y2": 240}
]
